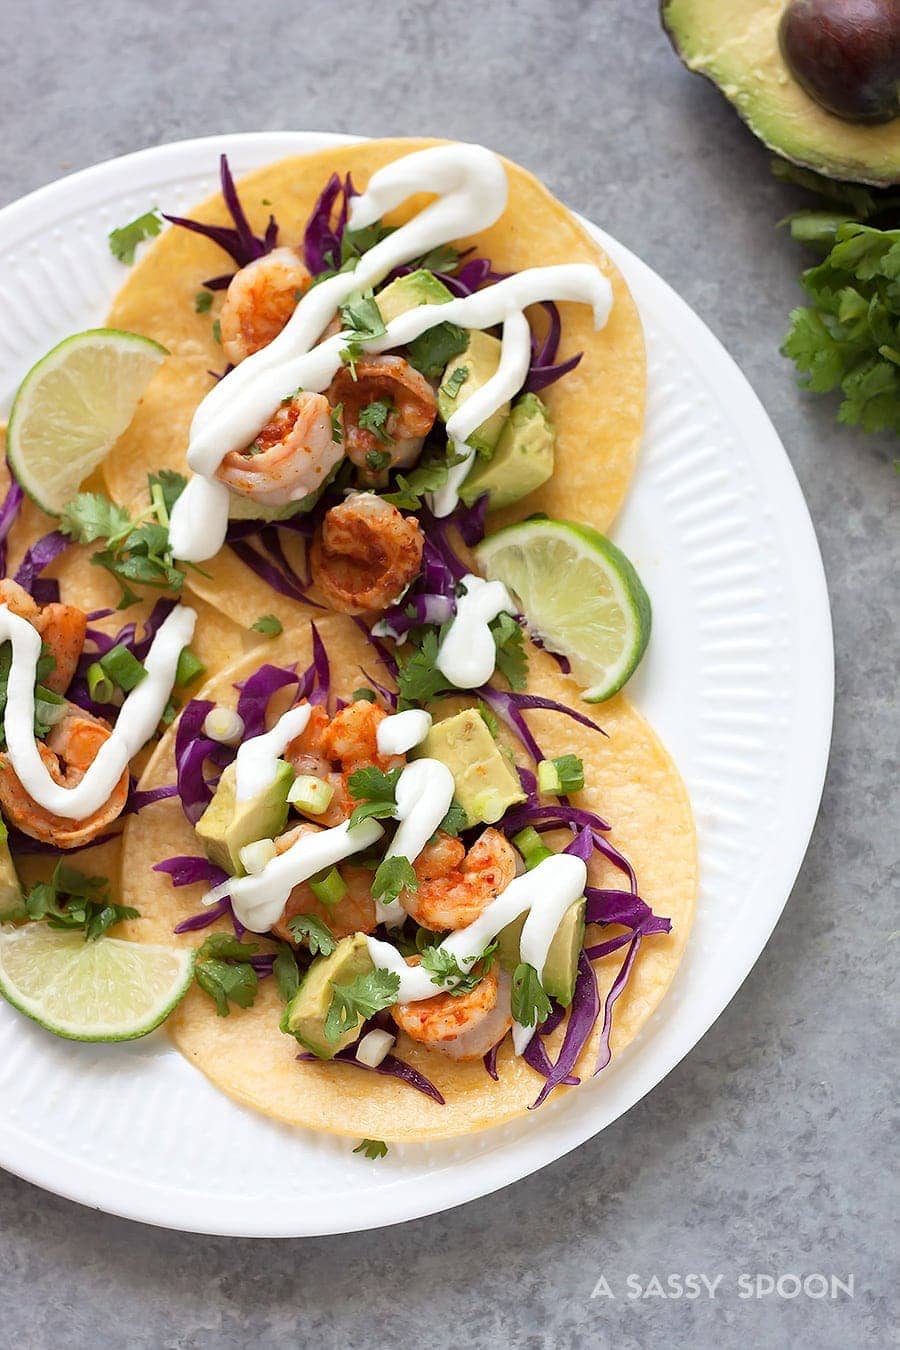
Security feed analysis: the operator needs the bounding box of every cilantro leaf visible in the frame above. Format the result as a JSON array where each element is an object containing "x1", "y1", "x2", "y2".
[
  {"x1": 358, "y1": 399, "x2": 394, "y2": 444},
  {"x1": 438, "y1": 800, "x2": 469, "y2": 837},
  {"x1": 330, "y1": 402, "x2": 344, "y2": 443},
  {"x1": 490, "y1": 611, "x2": 528, "y2": 690},
  {"x1": 109, "y1": 209, "x2": 162, "y2": 265},
  {"x1": 60, "y1": 493, "x2": 132, "y2": 546},
  {"x1": 61, "y1": 481, "x2": 186, "y2": 609},
  {"x1": 439, "y1": 364, "x2": 469, "y2": 402},
  {"x1": 273, "y1": 943, "x2": 301, "y2": 1002},
  {"x1": 511, "y1": 961, "x2": 552, "y2": 1029},
  {"x1": 194, "y1": 290, "x2": 214, "y2": 314},
  {"x1": 371, "y1": 855, "x2": 418, "y2": 906},
  {"x1": 340, "y1": 289, "x2": 387, "y2": 342},
  {"x1": 287, "y1": 913, "x2": 337, "y2": 957},
  {"x1": 366, "y1": 449, "x2": 392, "y2": 472},
  {"x1": 353, "y1": 1138, "x2": 389, "y2": 1159},
  {"x1": 381, "y1": 446, "x2": 469, "y2": 511},
  {"x1": 23, "y1": 862, "x2": 138, "y2": 941},
  {"x1": 396, "y1": 630, "x2": 453, "y2": 710},
  {"x1": 194, "y1": 932, "x2": 259, "y2": 1017},
  {"x1": 411, "y1": 244, "x2": 463, "y2": 273},
  {"x1": 324, "y1": 968, "x2": 400, "y2": 1043},
  {"x1": 252, "y1": 614, "x2": 283, "y2": 637},
  {"x1": 346, "y1": 765, "x2": 402, "y2": 827},
  {"x1": 406, "y1": 322, "x2": 469, "y2": 380},
  {"x1": 419, "y1": 943, "x2": 490, "y2": 995}
]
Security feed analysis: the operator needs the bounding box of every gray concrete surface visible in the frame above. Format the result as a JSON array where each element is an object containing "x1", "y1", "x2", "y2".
[{"x1": 0, "y1": 2, "x2": 896, "y2": 1347}]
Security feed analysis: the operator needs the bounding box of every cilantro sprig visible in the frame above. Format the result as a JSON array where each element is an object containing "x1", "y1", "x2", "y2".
[
  {"x1": 60, "y1": 471, "x2": 188, "y2": 608},
  {"x1": 382, "y1": 446, "x2": 469, "y2": 511},
  {"x1": 371, "y1": 855, "x2": 418, "y2": 907},
  {"x1": 353, "y1": 1138, "x2": 389, "y2": 1159},
  {"x1": 21, "y1": 862, "x2": 138, "y2": 941},
  {"x1": 108, "y1": 209, "x2": 162, "y2": 265},
  {"x1": 419, "y1": 940, "x2": 498, "y2": 996},
  {"x1": 358, "y1": 399, "x2": 394, "y2": 444},
  {"x1": 287, "y1": 913, "x2": 337, "y2": 957},
  {"x1": 490, "y1": 611, "x2": 528, "y2": 690},
  {"x1": 193, "y1": 932, "x2": 259, "y2": 1017},
  {"x1": 323, "y1": 968, "x2": 400, "y2": 1043},
  {"x1": 346, "y1": 765, "x2": 402, "y2": 827},
  {"x1": 511, "y1": 961, "x2": 552, "y2": 1029}
]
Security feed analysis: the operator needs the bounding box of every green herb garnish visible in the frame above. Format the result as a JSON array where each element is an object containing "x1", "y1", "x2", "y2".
[
  {"x1": 108, "y1": 209, "x2": 162, "y2": 265},
  {"x1": 406, "y1": 322, "x2": 469, "y2": 380},
  {"x1": 194, "y1": 290, "x2": 214, "y2": 314},
  {"x1": 346, "y1": 765, "x2": 402, "y2": 827},
  {"x1": 287, "y1": 913, "x2": 337, "y2": 957},
  {"x1": 511, "y1": 961, "x2": 552, "y2": 1029},
  {"x1": 490, "y1": 611, "x2": 528, "y2": 690},
  {"x1": 438, "y1": 800, "x2": 469, "y2": 837},
  {"x1": 371, "y1": 855, "x2": 418, "y2": 907},
  {"x1": 273, "y1": 943, "x2": 300, "y2": 1003},
  {"x1": 23, "y1": 862, "x2": 138, "y2": 941},
  {"x1": 252, "y1": 614, "x2": 283, "y2": 637},
  {"x1": 353, "y1": 1138, "x2": 389, "y2": 1159},
  {"x1": 193, "y1": 932, "x2": 259, "y2": 1017},
  {"x1": 358, "y1": 398, "x2": 394, "y2": 444},
  {"x1": 324, "y1": 968, "x2": 400, "y2": 1043},
  {"x1": 439, "y1": 364, "x2": 469, "y2": 402}
]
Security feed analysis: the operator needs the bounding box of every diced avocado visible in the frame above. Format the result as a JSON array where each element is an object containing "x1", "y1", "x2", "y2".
[
  {"x1": 416, "y1": 708, "x2": 525, "y2": 827},
  {"x1": 496, "y1": 898, "x2": 586, "y2": 1008},
  {"x1": 195, "y1": 759, "x2": 293, "y2": 876},
  {"x1": 280, "y1": 933, "x2": 375, "y2": 1059},
  {"x1": 0, "y1": 817, "x2": 23, "y2": 920},
  {"x1": 437, "y1": 331, "x2": 510, "y2": 456},
  {"x1": 375, "y1": 269, "x2": 455, "y2": 324},
  {"x1": 460, "y1": 393, "x2": 555, "y2": 511}
]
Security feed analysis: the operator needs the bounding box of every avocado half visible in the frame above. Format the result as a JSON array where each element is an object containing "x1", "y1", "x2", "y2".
[{"x1": 661, "y1": 0, "x2": 900, "y2": 186}]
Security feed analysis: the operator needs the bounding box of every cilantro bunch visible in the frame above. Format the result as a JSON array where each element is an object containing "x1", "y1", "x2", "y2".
[
  {"x1": 59, "y1": 471, "x2": 188, "y2": 608},
  {"x1": 777, "y1": 161, "x2": 900, "y2": 435},
  {"x1": 21, "y1": 862, "x2": 138, "y2": 941}
]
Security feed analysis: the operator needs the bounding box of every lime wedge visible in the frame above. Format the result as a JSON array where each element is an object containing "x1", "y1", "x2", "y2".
[
  {"x1": 0, "y1": 922, "x2": 193, "y2": 1041},
  {"x1": 6, "y1": 328, "x2": 167, "y2": 515},
  {"x1": 475, "y1": 518, "x2": 651, "y2": 702}
]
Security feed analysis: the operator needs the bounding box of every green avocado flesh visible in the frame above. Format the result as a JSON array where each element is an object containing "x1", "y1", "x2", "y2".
[
  {"x1": 195, "y1": 760, "x2": 293, "y2": 876},
  {"x1": 375, "y1": 268, "x2": 454, "y2": 323},
  {"x1": 0, "y1": 818, "x2": 23, "y2": 920},
  {"x1": 460, "y1": 392, "x2": 555, "y2": 510},
  {"x1": 438, "y1": 331, "x2": 510, "y2": 455},
  {"x1": 496, "y1": 898, "x2": 586, "y2": 1007},
  {"x1": 416, "y1": 708, "x2": 526, "y2": 826},
  {"x1": 661, "y1": 0, "x2": 900, "y2": 186},
  {"x1": 281, "y1": 933, "x2": 375, "y2": 1059}
]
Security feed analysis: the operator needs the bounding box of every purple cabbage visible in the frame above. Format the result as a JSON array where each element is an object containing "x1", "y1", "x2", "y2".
[
  {"x1": 235, "y1": 665, "x2": 299, "y2": 738},
  {"x1": 164, "y1": 154, "x2": 278, "y2": 289},
  {"x1": 525, "y1": 301, "x2": 584, "y2": 393},
  {"x1": 0, "y1": 470, "x2": 24, "y2": 577},
  {"x1": 174, "y1": 699, "x2": 229, "y2": 824},
  {"x1": 127, "y1": 783, "x2": 179, "y2": 814},
  {"x1": 477, "y1": 686, "x2": 603, "y2": 765},
  {"x1": 592, "y1": 932, "x2": 643, "y2": 1076},
  {"x1": 295, "y1": 622, "x2": 330, "y2": 705},
  {"x1": 228, "y1": 539, "x2": 313, "y2": 606},
  {"x1": 12, "y1": 530, "x2": 69, "y2": 596},
  {"x1": 154, "y1": 855, "x2": 228, "y2": 888},
  {"x1": 302, "y1": 172, "x2": 358, "y2": 276},
  {"x1": 297, "y1": 1046, "x2": 444, "y2": 1104},
  {"x1": 528, "y1": 952, "x2": 600, "y2": 1108}
]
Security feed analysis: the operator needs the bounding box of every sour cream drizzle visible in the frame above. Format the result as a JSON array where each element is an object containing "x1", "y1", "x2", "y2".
[
  {"x1": 366, "y1": 852, "x2": 587, "y2": 1055},
  {"x1": 374, "y1": 758, "x2": 455, "y2": 927},
  {"x1": 234, "y1": 702, "x2": 311, "y2": 802},
  {"x1": 205, "y1": 817, "x2": 385, "y2": 933},
  {"x1": 168, "y1": 144, "x2": 613, "y2": 561},
  {"x1": 436, "y1": 573, "x2": 515, "y2": 689},
  {"x1": 375, "y1": 708, "x2": 432, "y2": 757},
  {"x1": 0, "y1": 604, "x2": 195, "y2": 820}
]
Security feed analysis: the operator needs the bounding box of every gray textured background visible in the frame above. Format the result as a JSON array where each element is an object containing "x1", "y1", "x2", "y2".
[{"x1": 0, "y1": 2, "x2": 896, "y2": 1347}]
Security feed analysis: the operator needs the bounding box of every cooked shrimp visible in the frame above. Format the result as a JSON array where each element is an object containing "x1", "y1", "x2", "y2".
[
  {"x1": 219, "y1": 247, "x2": 312, "y2": 364},
  {"x1": 391, "y1": 960, "x2": 513, "y2": 1060},
  {"x1": 328, "y1": 355, "x2": 437, "y2": 484},
  {"x1": 285, "y1": 700, "x2": 404, "y2": 827},
  {"x1": 0, "y1": 580, "x2": 86, "y2": 695},
  {"x1": 270, "y1": 822, "x2": 377, "y2": 942},
  {"x1": 216, "y1": 391, "x2": 342, "y2": 507},
  {"x1": 0, "y1": 710, "x2": 128, "y2": 848},
  {"x1": 310, "y1": 492, "x2": 424, "y2": 614},
  {"x1": 403, "y1": 827, "x2": 517, "y2": 932}
]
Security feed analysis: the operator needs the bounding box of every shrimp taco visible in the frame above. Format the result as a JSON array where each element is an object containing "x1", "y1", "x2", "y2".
[{"x1": 0, "y1": 140, "x2": 695, "y2": 1145}]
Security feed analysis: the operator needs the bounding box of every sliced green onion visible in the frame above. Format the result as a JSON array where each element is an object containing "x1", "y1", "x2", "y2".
[
  {"x1": 202, "y1": 706, "x2": 245, "y2": 746},
  {"x1": 512, "y1": 826, "x2": 554, "y2": 871},
  {"x1": 351, "y1": 688, "x2": 377, "y2": 703},
  {"x1": 175, "y1": 647, "x2": 205, "y2": 688},
  {"x1": 469, "y1": 789, "x2": 506, "y2": 825},
  {"x1": 537, "y1": 754, "x2": 585, "y2": 795},
  {"x1": 288, "y1": 774, "x2": 335, "y2": 815},
  {"x1": 35, "y1": 694, "x2": 67, "y2": 728},
  {"x1": 99, "y1": 644, "x2": 147, "y2": 692},
  {"x1": 239, "y1": 838, "x2": 277, "y2": 875},
  {"x1": 87, "y1": 661, "x2": 115, "y2": 704},
  {"x1": 310, "y1": 867, "x2": 348, "y2": 909}
]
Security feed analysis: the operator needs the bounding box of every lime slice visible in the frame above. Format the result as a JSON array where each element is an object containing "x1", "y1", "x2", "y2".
[
  {"x1": 475, "y1": 518, "x2": 651, "y2": 702},
  {"x1": 6, "y1": 328, "x2": 167, "y2": 515},
  {"x1": 0, "y1": 922, "x2": 193, "y2": 1041}
]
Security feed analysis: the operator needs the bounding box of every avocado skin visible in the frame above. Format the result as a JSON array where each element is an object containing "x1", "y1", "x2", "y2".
[
  {"x1": 281, "y1": 933, "x2": 375, "y2": 1059},
  {"x1": 661, "y1": 0, "x2": 900, "y2": 186}
]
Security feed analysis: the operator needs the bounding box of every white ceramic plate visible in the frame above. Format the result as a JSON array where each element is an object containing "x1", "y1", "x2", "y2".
[{"x1": 0, "y1": 133, "x2": 833, "y2": 1237}]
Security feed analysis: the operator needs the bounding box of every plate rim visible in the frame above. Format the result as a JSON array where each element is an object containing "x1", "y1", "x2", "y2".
[{"x1": 0, "y1": 131, "x2": 834, "y2": 1236}]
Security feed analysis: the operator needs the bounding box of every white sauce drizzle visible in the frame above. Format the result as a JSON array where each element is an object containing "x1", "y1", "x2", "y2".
[
  {"x1": 374, "y1": 758, "x2": 454, "y2": 927},
  {"x1": 435, "y1": 573, "x2": 515, "y2": 689},
  {"x1": 168, "y1": 144, "x2": 613, "y2": 562},
  {"x1": 234, "y1": 703, "x2": 310, "y2": 802},
  {"x1": 366, "y1": 853, "x2": 586, "y2": 1056},
  {"x1": 205, "y1": 817, "x2": 384, "y2": 933},
  {"x1": 0, "y1": 603, "x2": 195, "y2": 820},
  {"x1": 375, "y1": 708, "x2": 432, "y2": 757}
]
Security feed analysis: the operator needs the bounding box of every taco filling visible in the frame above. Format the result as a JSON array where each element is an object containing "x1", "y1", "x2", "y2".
[{"x1": 0, "y1": 140, "x2": 695, "y2": 1144}]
